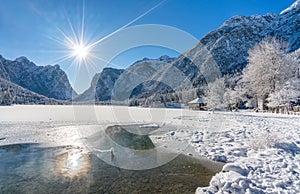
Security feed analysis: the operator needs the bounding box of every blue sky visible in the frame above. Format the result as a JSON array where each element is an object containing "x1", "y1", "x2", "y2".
[{"x1": 0, "y1": 0, "x2": 295, "y2": 93}]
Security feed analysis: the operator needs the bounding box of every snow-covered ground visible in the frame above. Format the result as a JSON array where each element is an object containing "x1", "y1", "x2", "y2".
[
  {"x1": 156, "y1": 111, "x2": 300, "y2": 193},
  {"x1": 0, "y1": 105, "x2": 300, "y2": 193}
]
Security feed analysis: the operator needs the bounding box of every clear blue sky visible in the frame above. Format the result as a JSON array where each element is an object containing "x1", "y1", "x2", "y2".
[{"x1": 0, "y1": 0, "x2": 295, "y2": 93}]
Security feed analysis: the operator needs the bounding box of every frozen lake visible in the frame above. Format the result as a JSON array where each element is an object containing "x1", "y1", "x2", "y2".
[
  {"x1": 3, "y1": 105, "x2": 298, "y2": 193},
  {"x1": 0, "y1": 105, "x2": 223, "y2": 193}
]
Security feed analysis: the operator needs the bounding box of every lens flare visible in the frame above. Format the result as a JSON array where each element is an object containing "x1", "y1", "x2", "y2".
[
  {"x1": 72, "y1": 44, "x2": 89, "y2": 60},
  {"x1": 49, "y1": 0, "x2": 166, "y2": 66},
  {"x1": 39, "y1": 0, "x2": 166, "y2": 94}
]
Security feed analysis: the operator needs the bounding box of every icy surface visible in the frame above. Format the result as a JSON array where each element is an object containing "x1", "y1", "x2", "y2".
[{"x1": 0, "y1": 106, "x2": 300, "y2": 193}]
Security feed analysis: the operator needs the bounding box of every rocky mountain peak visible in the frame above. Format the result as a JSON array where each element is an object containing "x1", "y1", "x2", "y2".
[
  {"x1": 158, "y1": 55, "x2": 174, "y2": 63},
  {"x1": 222, "y1": 14, "x2": 275, "y2": 29},
  {"x1": 15, "y1": 56, "x2": 29, "y2": 63},
  {"x1": 13, "y1": 56, "x2": 36, "y2": 70},
  {"x1": 134, "y1": 55, "x2": 174, "y2": 65},
  {"x1": 0, "y1": 55, "x2": 76, "y2": 100},
  {"x1": 281, "y1": 0, "x2": 300, "y2": 15}
]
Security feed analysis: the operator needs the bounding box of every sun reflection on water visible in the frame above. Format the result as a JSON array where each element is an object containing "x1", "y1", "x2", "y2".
[{"x1": 55, "y1": 148, "x2": 90, "y2": 178}]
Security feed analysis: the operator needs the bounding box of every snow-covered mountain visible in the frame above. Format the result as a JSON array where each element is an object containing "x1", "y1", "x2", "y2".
[
  {"x1": 0, "y1": 55, "x2": 77, "y2": 100},
  {"x1": 280, "y1": 0, "x2": 300, "y2": 15},
  {"x1": 0, "y1": 78, "x2": 62, "y2": 105},
  {"x1": 74, "y1": 67, "x2": 124, "y2": 102},
  {"x1": 75, "y1": 56, "x2": 174, "y2": 103},
  {"x1": 2, "y1": 1, "x2": 298, "y2": 105},
  {"x1": 268, "y1": 2, "x2": 300, "y2": 52},
  {"x1": 74, "y1": 1, "x2": 300, "y2": 106},
  {"x1": 126, "y1": 2, "x2": 300, "y2": 105},
  {"x1": 112, "y1": 55, "x2": 174, "y2": 102}
]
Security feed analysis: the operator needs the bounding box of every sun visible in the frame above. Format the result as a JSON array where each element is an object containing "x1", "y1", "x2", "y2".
[
  {"x1": 48, "y1": 0, "x2": 164, "y2": 67},
  {"x1": 72, "y1": 44, "x2": 89, "y2": 60}
]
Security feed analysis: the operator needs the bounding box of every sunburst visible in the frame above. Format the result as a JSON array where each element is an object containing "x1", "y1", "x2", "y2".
[
  {"x1": 54, "y1": 0, "x2": 165, "y2": 63},
  {"x1": 71, "y1": 43, "x2": 89, "y2": 61},
  {"x1": 40, "y1": 0, "x2": 166, "y2": 93}
]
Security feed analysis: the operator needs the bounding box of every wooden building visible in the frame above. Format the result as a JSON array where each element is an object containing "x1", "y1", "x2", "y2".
[{"x1": 188, "y1": 98, "x2": 206, "y2": 110}]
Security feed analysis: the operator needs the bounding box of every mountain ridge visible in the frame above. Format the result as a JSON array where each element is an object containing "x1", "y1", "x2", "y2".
[
  {"x1": 74, "y1": 56, "x2": 175, "y2": 103},
  {"x1": 0, "y1": 55, "x2": 76, "y2": 101},
  {"x1": 1, "y1": 1, "x2": 299, "y2": 105},
  {"x1": 83, "y1": 2, "x2": 299, "y2": 106}
]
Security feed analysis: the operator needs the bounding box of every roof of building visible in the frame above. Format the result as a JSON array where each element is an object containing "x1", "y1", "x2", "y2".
[{"x1": 188, "y1": 98, "x2": 205, "y2": 104}]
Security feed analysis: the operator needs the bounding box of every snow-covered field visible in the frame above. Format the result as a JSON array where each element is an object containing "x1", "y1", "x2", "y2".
[{"x1": 0, "y1": 105, "x2": 300, "y2": 193}]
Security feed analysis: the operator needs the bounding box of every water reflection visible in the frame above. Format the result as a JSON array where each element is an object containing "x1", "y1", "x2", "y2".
[
  {"x1": 0, "y1": 143, "x2": 222, "y2": 194},
  {"x1": 55, "y1": 149, "x2": 90, "y2": 178}
]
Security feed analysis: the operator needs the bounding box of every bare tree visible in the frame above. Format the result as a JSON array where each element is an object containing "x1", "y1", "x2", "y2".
[
  {"x1": 242, "y1": 37, "x2": 298, "y2": 110},
  {"x1": 203, "y1": 77, "x2": 226, "y2": 110}
]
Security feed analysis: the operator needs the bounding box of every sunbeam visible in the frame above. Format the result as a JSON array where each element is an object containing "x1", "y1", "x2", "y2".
[
  {"x1": 86, "y1": 0, "x2": 167, "y2": 50},
  {"x1": 43, "y1": 0, "x2": 166, "y2": 69},
  {"x1": 32, "y1": 0, "x2": 167, "y2": 93}
]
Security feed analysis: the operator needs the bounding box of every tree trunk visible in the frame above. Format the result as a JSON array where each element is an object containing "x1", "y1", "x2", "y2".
[
  {"x1": 262, "y1": 94, "x2": 268, "y2": 111},
  {"x1": 255, "y1": 95, "x2": 258, "y2": 110}
]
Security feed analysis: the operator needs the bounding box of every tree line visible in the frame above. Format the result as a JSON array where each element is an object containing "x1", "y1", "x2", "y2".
[{"x1": 203, "y1": 37, "x2": 300, "y2": 112}]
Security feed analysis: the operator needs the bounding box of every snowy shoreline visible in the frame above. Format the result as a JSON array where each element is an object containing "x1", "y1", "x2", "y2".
[
  {"x1": 0, "y1": 105, "x2": 300, "y2": 193},
  {"x1": 176, "y1": 111, "x2": 300, "y2": 193}
]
